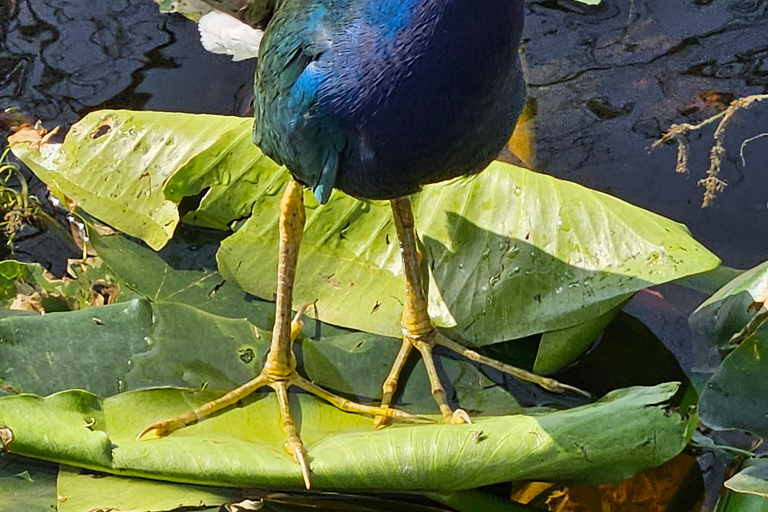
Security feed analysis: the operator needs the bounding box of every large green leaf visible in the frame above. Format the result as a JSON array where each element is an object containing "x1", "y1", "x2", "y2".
[
  {"x1": 690, "y1": 260, "x2": 768, "y2": 351},
  {"x1": 717, "y1": 490, "x2": 768, "y2": 512},
  {"x1": 0, "y1": 233, "x2": 691, "y2": 494},
  {"x1": 0, "y1": 300, "x2": 153, "y2": 398},
  {"x1": 689, "y1": 260, "x2": 768, "y2": 437},
  {"x1": 58, "y1": 469, "x2": 522, "y2": 512},
  {"x1": 11, "y1": 110, "x2": 719, "y2": 345},
  {"x1": 698, "y1": 334, "x2": 768, "y2": 438},
  {"x1": 10, "y1": 112, "x2": 257, "y2": 250},
  {"x1": 727, "y1": 460, "x2": 768, "y2": 499},
  {"x1": 0, "y1": 455, "x2": 58, "y2": 512},
  {"x1": 215, "y1": 164, "x2": 719, "y2": 345},
  {"x1": 0, "y1": 231, "x2": 558, "y2": 413},
  {"x1": 57, "y1": 466, "x2": 244, "y2": 512},
  {"x1": 0, "y1": 383, "x2": 691, "y2": 491}
]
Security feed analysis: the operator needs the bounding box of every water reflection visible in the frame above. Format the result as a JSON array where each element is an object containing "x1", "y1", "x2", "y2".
[
  {"x1": 1, "y1": 0, "x2": 256, "y2": 130},
  {"x1": 522, "y1": 0, "x2": 768, "y2": 267},
  {"x1": 1, "y1": 0, "x2": 172, "y2": 127}
]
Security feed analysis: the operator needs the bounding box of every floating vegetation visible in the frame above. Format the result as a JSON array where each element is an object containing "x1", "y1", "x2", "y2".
[{"x1": 0, "y1": 147, "x2": 40, "y2": 248}]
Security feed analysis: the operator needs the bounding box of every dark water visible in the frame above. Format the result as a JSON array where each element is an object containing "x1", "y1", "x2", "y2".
[
  {"x1": 523, "y1": 0, "x2": 768, "y2": 268},
  {"x1": 0, "y1": 0, "x2": 255, "y2": 272},
  {"x1": 0, "y1": 0, "x2": 254, "y2": 124}
]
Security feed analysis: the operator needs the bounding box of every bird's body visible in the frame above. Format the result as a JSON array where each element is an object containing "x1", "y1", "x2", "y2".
[
  {"x1": 253, "y1": 0, "x2": 526, "y2": 202},
  {"x1": 140, "y1": 0, "x2": 576, "y2": 490}
]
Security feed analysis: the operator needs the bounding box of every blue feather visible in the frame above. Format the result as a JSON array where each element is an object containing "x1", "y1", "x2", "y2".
[{"x1": 253, "y1": 0, "x2": 526, "y2": 203}]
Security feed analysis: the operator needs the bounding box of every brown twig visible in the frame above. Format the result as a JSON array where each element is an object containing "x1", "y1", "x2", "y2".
[{"x1": 654, "y1": 94, "x2": 768, "y2": 207}]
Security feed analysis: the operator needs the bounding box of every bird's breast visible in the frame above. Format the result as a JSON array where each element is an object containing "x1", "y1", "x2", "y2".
[
  {"x1": 255, "y1": 0, "x2": 526, "y2": 201},
  {"x1": 322, "y1": 0, "x2": 526, "y2": 199}
]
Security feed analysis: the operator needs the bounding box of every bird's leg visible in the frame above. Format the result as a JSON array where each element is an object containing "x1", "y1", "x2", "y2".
[
  {"x1": 375, "y1": 197, "x2": 471, "y2": 426},
  {"x1": 375, "y1": 196, "x2": 587, "y2": 427},
  {"x1": 138, "y1": 179, "x2": 421, "y2": 490}
]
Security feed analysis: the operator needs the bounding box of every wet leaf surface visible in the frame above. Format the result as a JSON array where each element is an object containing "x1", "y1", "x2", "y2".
[
  {"x1": 689, "y1": 260, "x2": 768, "y2": 437},
  {"x1": 0, "y1": 232, "x2": 692, "y2": 493},
  {"x1": 0, "y1": 383, "x2": 690, "y2": 491},
  {"x1": 11, "y1": 110, "x2": 719, "y2": 346},
  {"x1": 0, "y1": 454, "x2": 58, "y2": 512},
  {"x1": 57, "y1": 465, "x2": 245, "y2": 512},
  {"x1": 726, "y1": 460, "x2": 768, "y2": 499}
]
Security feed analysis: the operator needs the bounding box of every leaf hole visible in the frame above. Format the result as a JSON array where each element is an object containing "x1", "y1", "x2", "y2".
[{"x1": 90, "y1": 118, "x2": 114, "y2": 139}]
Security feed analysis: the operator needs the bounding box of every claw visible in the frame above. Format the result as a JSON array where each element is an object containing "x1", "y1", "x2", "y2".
[
  {"x1": 290, "y1": 301, "x2": 315, "y2": 341},
  {"x1": 449, "y1": 408, "x2": 472, "y2": 425},
  {"x1": 136, "y1": 421, "x2": 174, "y2": 441},
  {"x1": 541, "y1": 378, "x2": 592, "y2": 398},
  {"x1": 287, "y1": 440, "x2": 311, "y2": 490},
  {"x1": 373, "y1": 410, "x2": 391, "y2": 429}
]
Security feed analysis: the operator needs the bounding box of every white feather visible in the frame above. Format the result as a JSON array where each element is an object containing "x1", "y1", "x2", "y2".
[{"x1": 198, "y1": 11, "x2": 263, "y2": 61}]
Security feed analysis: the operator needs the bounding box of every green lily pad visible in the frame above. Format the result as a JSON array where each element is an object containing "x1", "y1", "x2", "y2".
[
  {"x1": 10, "y1": 112, "x2": 256, "y2": 250},
  {"x1": 216, "y1": 164, "x2": 719, "y2": 346},
  {"x1": 689, "y1": 259, "x2": 768, "y2": 437},
  {"x1": 0, "y1": 232, "x2": 559, "y2": 414},
  {"x1": 690, "y1": 260, "x2": 768, "y2": 352},
  {"x1": 0, "y1": 235, "x2": 694, "y2": 492},
  {"x1": 698, "y1": 335, "x2": 768, "y2": 438},
  {"x1": 726, "y1": 460, "x2": 768, "y2": 499},
  {"x1": 717, "y1": 489, "x2": 768, "y2": 512},
  {"x1": 11, "y1": 110, "x2": 719, "y2": 346},
  {"x1": 0, "y1": 300, "x2": 153, "y2": 398},
  {"x1": 59, "y1": 468, "x2": 520, "y2": 512},
  {"x1": 57, "y1": 466, "x2": 244, "y2": 512},
  {"x1": 0, "y1": 455, "x2": 58, "y2": 512},
  {"x1": 0, "y1": 383, "x2": 691, "y2": 492}
]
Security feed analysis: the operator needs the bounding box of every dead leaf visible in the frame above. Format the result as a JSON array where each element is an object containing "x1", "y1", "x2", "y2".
[
  {"x1": 0, "y1": 427, "x2": 12, "y2": 449},
  {"x1": 544, "y1": 454, "x2": 700, "y2": 512},
  {"x1": 11, "y1": 282, "x2": 44, "y2": 313}
]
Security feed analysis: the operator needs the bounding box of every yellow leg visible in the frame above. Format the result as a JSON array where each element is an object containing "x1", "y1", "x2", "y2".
[
  {"x1": 377, "y1": 196, "x2": 589, "y2": 426},
  {"x1": 138, "y1": 180, "x2": 422, "y2": 490},
  {"x1": 412, "y1": 337, "x2": 472, "y2": 424},
  {"x1": 272, "y1": 379, "x2": 310, "y2": 489},
  {"x1": 373, "y1": 338, "x2": 413, "y2": 428}
]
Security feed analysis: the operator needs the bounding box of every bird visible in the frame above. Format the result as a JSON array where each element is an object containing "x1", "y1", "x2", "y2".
[{"x1": 140, "y1": 0, "x2": 584, "y2": 489}]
